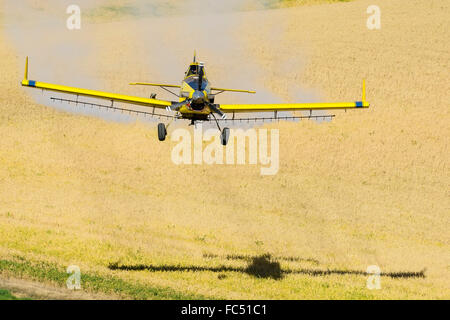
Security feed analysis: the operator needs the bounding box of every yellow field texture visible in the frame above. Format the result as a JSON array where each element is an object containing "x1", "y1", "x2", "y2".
[{"x1": 0, "y1": 0, "x2": 449, "y2": 299}]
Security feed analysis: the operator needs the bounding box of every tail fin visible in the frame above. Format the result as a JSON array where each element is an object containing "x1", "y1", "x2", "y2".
[{"x1": 24, "y1": 56, "x2": 29, "y2": 81}]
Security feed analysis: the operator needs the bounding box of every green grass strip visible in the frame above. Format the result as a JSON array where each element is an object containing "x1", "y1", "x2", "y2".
[
  {"x1": 0, "y1": 289, "x2": 30, "y2": 300},
  {"x1": 0, "y1": 258, "x2": 207, "y2": 300}
]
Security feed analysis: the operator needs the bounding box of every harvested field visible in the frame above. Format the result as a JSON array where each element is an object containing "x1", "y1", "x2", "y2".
[{"x1": 0, "y1": 0, "x2": 448, "y2": 299}]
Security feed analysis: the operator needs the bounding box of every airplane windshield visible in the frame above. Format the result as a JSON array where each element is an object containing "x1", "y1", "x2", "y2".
[
  {"x1": 187, "y1": 65, "x2": 197, "y2": 76},
  {"x1": 186, "y1": 64, "x2": 204, "y2": 77},
  {"x1": 185, "y1": 76, "x2": 208, "y2": 90}
]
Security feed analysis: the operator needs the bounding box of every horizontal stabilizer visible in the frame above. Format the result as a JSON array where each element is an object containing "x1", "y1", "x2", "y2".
[
  {"x1": 129, "y1": 82, "x2": 181, "y2": 88},
  {"x1": 211, "y1": 87, "x2": 256, "y2": 94}
]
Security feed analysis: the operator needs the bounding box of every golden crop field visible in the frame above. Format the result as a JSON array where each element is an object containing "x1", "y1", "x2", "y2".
[{"x1": 0, "y1": 0, "x2": 449, "y2": 299}]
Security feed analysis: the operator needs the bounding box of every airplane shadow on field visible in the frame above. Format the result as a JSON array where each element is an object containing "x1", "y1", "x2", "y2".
[{"x1": 108, "y1": 254, "x2": 426, "y2": 281}]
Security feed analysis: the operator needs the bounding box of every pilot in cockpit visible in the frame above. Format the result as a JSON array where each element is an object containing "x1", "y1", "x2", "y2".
[{"x1": 186, "y1": 64, "x2": 204, "y2": 77}]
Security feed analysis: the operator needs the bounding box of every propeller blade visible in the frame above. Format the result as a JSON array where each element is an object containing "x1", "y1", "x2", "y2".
[
  {"x1": 167, "y1": 99, "x2": 190, "y2": 112},
  {"x1": 208, "y1": 103, "x2": 226, "y2": 119},
  {"x1": 198, "y1": 67, "x2": 204, "y2": 91}
]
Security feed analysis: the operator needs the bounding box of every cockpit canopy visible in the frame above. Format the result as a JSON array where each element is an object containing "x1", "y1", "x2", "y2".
[
  {"x1": 186, "y1": 63, "x2": 204, "y2": 77},
  {"x1": 185, "y1": 76, "x2": 208, "y2": 90},
  {"x1": 185, "y1": 63, "x2": 208, "y2": 90}
]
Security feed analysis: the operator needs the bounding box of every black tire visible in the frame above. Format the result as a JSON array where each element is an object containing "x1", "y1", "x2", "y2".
[
  {"x1": 158, "y1": 123, "x2": 166, "y2": 141},
  {"x1": 221, "y1": 127, "x2": 230, "y2": 146}
]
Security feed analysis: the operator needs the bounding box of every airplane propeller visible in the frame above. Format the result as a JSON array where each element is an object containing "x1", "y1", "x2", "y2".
[
  {"x1": 166, "y1": 65, "x2": 226, "y2": 119},
  {"x1": 198, "y1": 66, "x2": 204, "y2": 91},
  {"x1": 167, "y1": 99, "x2": 190, "y2": 112},
  {"x1": 198, "y1": 66, "x2": 226, "y2": 119},
  {"x1": 167, "y1": 100, "x2": 226, "y2": 119},
  {"x1": 167, "y1": 100, "x2": 226, "y2": 120},
  {"x1": 208, "y1": 103, "x2": 226, "y2": 119}
]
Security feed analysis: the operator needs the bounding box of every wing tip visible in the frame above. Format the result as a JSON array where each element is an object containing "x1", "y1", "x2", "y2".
[
  {"x1": 24, "y1": 56, "x2": 29, "y2": 81},
  {"x1": 362, "y1": 79, "x2": 366, "y2": 102}
]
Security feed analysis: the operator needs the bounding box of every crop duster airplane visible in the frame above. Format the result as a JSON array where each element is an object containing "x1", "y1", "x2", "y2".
[{"x1": 21, "y1": 53, "x2": 369, "y2": 145}]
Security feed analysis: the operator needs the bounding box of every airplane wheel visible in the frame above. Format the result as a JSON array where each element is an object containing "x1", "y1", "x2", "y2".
[
  {"x1": 158, "y1": 123, "x2": 167, "y2": 141},
  {"x1": 221, "y1": 127, "x2": 230, "y2": 146}
]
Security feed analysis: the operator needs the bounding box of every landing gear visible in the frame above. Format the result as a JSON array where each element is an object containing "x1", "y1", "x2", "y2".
[
  {"x1": 211, "y1": 113, "x2": 230, "y2": 146},
  {"x1": 221, "y1": 127, "x2": 230, "y2": 146},
  {"x1": 158, "y1": 123, "x2": 167, "y2": 141}
]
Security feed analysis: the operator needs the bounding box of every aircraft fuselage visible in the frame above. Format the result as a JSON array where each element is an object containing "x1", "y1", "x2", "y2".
[{"x1": 177, "y1": 61, "x2": 213, "y2": 120}]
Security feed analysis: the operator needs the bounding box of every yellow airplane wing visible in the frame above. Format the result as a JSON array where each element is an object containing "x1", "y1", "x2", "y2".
[
  {"x1": 21, "y1": 58, "x2": 172, "y2": 109},
  {"x1": 220, "y1": 81, "x2": 369, "y2": 113}
]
